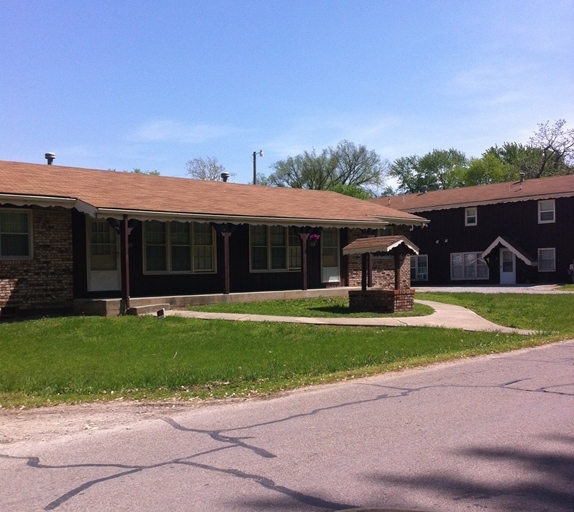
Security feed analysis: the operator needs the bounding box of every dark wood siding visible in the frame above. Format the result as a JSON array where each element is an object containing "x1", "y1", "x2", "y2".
[
  {"x1": 73, "y1": 216, "x2": 330, "y2": 298},
  {"x1": 407, "y1": 197, "x2": 574, "y2": 285}
]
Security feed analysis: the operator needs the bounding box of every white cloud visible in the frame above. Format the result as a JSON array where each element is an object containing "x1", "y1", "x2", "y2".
[{"x1": 132, "y1": 120, "x2": 243, "y2": 144}]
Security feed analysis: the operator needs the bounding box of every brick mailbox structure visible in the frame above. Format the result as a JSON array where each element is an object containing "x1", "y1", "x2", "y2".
[{"x1": 343, "y1": 235, "x2": 419, "y2": 313}]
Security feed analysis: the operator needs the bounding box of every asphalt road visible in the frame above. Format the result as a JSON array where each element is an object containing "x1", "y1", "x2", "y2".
[{"x1": 1, "y1": 341, "x2": 573, "y2": 512}]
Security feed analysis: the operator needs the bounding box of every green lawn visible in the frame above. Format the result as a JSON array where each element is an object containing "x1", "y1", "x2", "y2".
[
  {"x1": 1, "y1": 293, "x2": 572, "y2": 408},
  {"x1": 189, "y1": 296, "x2": 434, "y2": 317}
]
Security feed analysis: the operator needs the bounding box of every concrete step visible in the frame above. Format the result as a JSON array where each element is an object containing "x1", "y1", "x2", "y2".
[{"x1": 126, "y1": 304, "x2": 171, "y2": 316}]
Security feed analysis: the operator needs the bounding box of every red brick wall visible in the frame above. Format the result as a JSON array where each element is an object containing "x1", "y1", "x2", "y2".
[
  {"x1": 0, "y1": 206, "x2": 74, "y2": 311},
  {"x1": 348, "y1": 289, "x2": 415, "y2": 312}
]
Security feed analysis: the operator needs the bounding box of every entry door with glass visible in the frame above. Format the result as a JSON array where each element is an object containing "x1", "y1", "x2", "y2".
[
  {"x1": 321, "y1": 228, "x2": 340, "y2": 283},
  {"x1": 499, "y1": 248, "x2": 516, "y2": 285},
  {"x1": 87, "y1": 218, "x2": 121, "y2": 291}
]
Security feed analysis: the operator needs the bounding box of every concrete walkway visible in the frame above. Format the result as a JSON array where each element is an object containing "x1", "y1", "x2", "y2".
[{"x1": 167, "y1": 299, "x2": 534, "y2": 334}]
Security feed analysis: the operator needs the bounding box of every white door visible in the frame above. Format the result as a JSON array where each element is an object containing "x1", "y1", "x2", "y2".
[
  {"x1": 499, "y1": 248, "x2": 516, "y2": 285},
  {"x1": 321, "y1": 228, "x2": 340, "y2": 283},
  {"x1": 87, "y1": 218, "x2": 121, "y2": 292}
]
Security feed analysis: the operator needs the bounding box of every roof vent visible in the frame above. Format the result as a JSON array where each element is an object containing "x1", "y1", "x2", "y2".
[
  {"x1": 420, "y1": 185, "x2": 428, "y2": 194},
  {"x1": 45, "y1": 152, "x2": 55, "y2": 165},
  {"x1": 221, "y1": 171, "x2": 230, "y2": 182},
  {"x1": 519, "y1": 172, "x2": 525, "y2": 183}
]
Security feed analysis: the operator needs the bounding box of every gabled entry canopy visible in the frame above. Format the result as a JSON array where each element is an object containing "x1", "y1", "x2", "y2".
[
  {"x1": 343, "y1": 235, "x2": 420, "y2": 256},
  {"x1": 482, "y1": 236, "x2": 535, "y2": 266}
]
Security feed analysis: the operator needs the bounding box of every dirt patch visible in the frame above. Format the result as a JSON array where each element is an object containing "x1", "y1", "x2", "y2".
[{"x1": 0, "y1": 398, "x2": 228, "y2": 445}]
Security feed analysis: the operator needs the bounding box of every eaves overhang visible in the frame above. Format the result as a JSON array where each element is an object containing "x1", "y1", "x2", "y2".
[
  {"x1": 0, "y1": 193, "x2": 78, "y2": 209},
  {"x1": 94, "y1": 208, "x2": 410, "y2": 229},
  {"x1": 371, "y1": 214, "x2": 428, "y2": 226},
  {"x1": 398, "y1": 191, "x2": 574, "y2": 214}
]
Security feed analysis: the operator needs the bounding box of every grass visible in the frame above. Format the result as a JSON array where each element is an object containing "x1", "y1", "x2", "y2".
[
  {"x1": 1, "y1": 293, "x2": 572, "y2": 408},
  {"x1": 418, "y1": 291, "x2": 574, "y2": 334},
  {"x1": 189, "y1": 296, "x2": 434, "y2": 317}
]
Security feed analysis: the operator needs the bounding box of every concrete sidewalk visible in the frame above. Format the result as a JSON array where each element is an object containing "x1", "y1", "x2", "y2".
[{"x1": 167, "y1": 299, "x2": 534, "y2": 334}]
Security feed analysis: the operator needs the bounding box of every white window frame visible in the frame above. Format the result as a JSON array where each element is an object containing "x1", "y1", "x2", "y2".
[
  {"x1": 538, "y1": 200, "x2": 555, "y2": 224},
  {"x1": 450, "y1": 252, "x2": 489, "y2": 281},
  {"x1": 143, "y1": 221, "x2": 216, "y2": 274},
  {"x1": 465, "y1": 207, "x2": 477, "y2": 226},
  {"x1": 537, "y1": 248, "x2": 556, "y2": 272},
  {"x1": 410, "y1": 254, "x2": 428, "y2": 281},
  {"x1": 0, "y1": 208, "x2": 33, "y2": 260},
  {"x1": 249, "y1": 225, "x2": 301, "y2": 272}
]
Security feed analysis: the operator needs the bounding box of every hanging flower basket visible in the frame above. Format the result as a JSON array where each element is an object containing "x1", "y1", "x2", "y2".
[{"x1": 308, "y1": 234, "x2": 320, "y2": 247}]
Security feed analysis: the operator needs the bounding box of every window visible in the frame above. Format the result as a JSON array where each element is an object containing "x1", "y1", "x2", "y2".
[
  {"x1": 450, "y1": 252, "x2": 489, "y2": 280},
  {"x1": 410, "y1": 255, "x2": 428, "y2": 281},
  {"x1": 89, "y1": 219, "x2": 117, "y2": 270},
  {"x1": 538, "y1": 248, "x2": 556, "y2": 272},
  {"x1": 143, "y1": 221, "x2": 215, "y2": 273},
  {"x1": 538, "y1": 200, "x2": 555, "y2": 223},
  {"x1": 0, "y1": 209, "x2": 31, "y2": 259},
  {"x1": 249, "y1": 225, "x2": 301, "y2": 272},
  {"x1": 377, "y1": 226, "x2": 394, "y2": 236},
  {"x1": 465, "y1": 207, "x2": 477, "y2": 226}
]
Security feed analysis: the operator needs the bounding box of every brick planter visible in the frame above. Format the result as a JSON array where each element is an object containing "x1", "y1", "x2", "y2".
[{"x1": 348, "y1": 289, "x2": 415, "y2": 313}]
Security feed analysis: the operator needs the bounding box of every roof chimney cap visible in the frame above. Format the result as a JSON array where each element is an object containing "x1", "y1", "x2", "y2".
[
  {"x1": 221, "y1": 171, "x2": 230, "y2": 182},
  {"x1": 45, "y1": 152, "x2": 55, "y2": 165}
]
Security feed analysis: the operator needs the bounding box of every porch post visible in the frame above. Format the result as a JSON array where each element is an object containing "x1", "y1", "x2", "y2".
[
  {"x1": 222, "y1": 231, "x2": 231, "y2": 294},
  {"x1": 213, "y1": 223, "x2": 236, "y2": 295},
  {"x1": 299, "y1": 232, "x2": 310, "y2": 290},
  {"x1": 361, "y1": 252, "x2": 368, "y2": 291},
  {"x1": 122, "y1": 215, "x2": 131, "y2": 311},
  {"x1": 364, "y1": 229, "x2": 376, "y2": 288},
  {"x1": 394, "y1": 249, "x2": 401, "y2": 290}
]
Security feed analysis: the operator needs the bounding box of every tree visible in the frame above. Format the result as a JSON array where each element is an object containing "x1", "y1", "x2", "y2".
[
  {"x1": 484, "y1": 121, "x2": 574, "y2": 179},
  {"x1": 185, "y1": 157, "x2": 234, "y2": 181},
  {"x1": 389, "y1": 149, "x2": 468, "y2": 194},
  {"x1": 265, "y1": 141, "x2": 387, "y2": 197},
  {"x1": 459, "y1": 153, "x2": 517, "y2": 186},
  {"x1": 484, "y1": 142, "x2": 545, "y2": 179},
  {"x1": 333, "y1": 140, "x2": 387, "y2": 189},
  {"x1": 527, "y1": 119, "x2": 574, "y2": 177},
  {"x1": 131, "y1": 168, "x2": 160, "y2": 175},
  {"x1": 330, "y1": 183, "x2": 376, "y2": 200}
]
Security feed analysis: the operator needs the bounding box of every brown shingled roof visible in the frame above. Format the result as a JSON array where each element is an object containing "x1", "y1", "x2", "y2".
[
  {"x1": 373, "y1": 174, "x2": 574, "y2": 213},
  {"x1": 0, "y1": 161, "x2": 427, "y2": 228},
  {"x1": 343, "y1": 235, "x2": 419, "y2": 255}
]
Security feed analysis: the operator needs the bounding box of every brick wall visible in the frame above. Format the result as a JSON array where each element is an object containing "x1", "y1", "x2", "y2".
[
  {"x1": 346, "y1": 229, "x2": 412, "y2": 290},
  {"x1": 0, "y1": 206, "x2": 74, "y2": 312},
  {"x1": 349, "y1": 289, "x2": 415, "y2": 312}
]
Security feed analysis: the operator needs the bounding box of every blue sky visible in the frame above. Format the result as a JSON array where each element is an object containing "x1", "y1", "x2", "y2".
[{"x1": 1, "y1": 1, "x2": 573, "y2": 186}]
